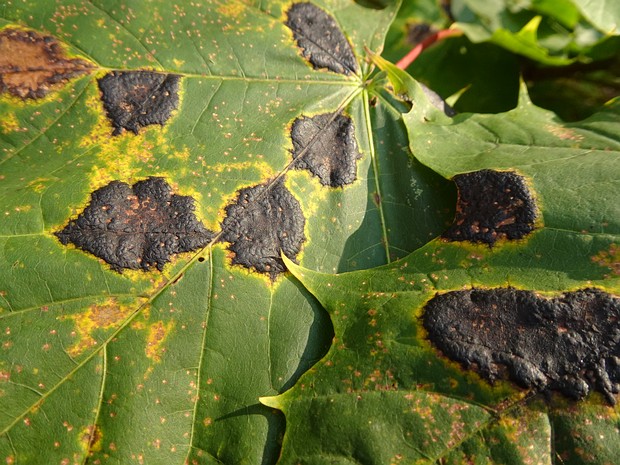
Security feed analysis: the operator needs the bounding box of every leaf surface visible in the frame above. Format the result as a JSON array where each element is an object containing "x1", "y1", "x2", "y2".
[
  {"x1": 0, "y1": 1, "x2": 449, "y2": 463},
  {"x1": 2, "y1": 1, "x2": 619, "y2": 463},
  {"x1": 266, "y1": 87, "x2": 620, "y2": 463},
  {"x1": 450, "y1": 0, "x2": 617, "y2": 65},
  {"x1": 572, "y1": 0, "x2": 620, "y2": 33}
]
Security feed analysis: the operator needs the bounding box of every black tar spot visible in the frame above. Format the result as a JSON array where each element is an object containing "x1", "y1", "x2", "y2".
[
  {"x1": 55, "y1": 177, "x2": 214, "y2": 272},
  {"x1": 220, "y1": 179, "x2": 306, "y2": 279},
  {"x1": 98, "y1": 71, "x2": 180, "y2": 135},
  {"x1": 285, "y1": 2, "x2": 358, "y2": 75},
  {"x1": 442, "y1": 170, "x2": 537, "y2": 245},
  {"x1": 290, "y1": 112, "x2": 362, "y2": 187},
  {"x1": 423, "y1": 288, "x2": 620, "y2": 404}
]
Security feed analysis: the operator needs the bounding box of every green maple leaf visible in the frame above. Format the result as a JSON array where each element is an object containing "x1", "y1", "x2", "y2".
[
  {"x1": 262, "y1": 71, "x2": 620, "y2": 464},
  {"x1": 1, "y1": 1, "x2": 443, "y2": 463},
  {"x1": 1, "y1": 0, "x2": 618, "y2": 464}
]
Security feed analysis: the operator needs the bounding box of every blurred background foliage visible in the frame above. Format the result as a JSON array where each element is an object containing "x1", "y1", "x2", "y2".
[{"x1": 381, "y1": 0, "x2": 620, "y2": 120}]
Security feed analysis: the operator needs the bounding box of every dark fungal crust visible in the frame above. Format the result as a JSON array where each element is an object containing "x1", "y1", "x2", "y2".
[
  {"x1": 443, "y1": 169, "x2": 537, "y2": 245},
  {"x1": 285, "y1": 2, "x2": 358, "y2": 76},
  {"x1": 55, "y1": 177, "x2": 215, "y2": 272},
  {"x1": 0, "y1": 28, "x2": 93, "y2": 99},
  {"x1": 98, "y1": 71, "x2": 180, "y2": 135},
  {"x1": 290, "y1": 112, "x2": 362, "y2": 187},
  {"x1": 423, "y1": 288, "x2": 620, "y2": 404},
  {"x1": 220, "y1": 179, "x2": 306, "y2": 280}
]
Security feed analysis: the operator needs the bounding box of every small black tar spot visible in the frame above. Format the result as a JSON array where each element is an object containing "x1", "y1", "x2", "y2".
[
  {"x1": 290, "y1": 112, "x2": 362, "y2": 187},
  {"x1": 55, "y1": 177, "x2": 215, "y2": 272},
  {"x1": 220, "y1": 179, "x2": 306, "y2": 280},
  {"x1": 442, "y1": 170, "x2": 537, "y2": 245},
  {"x1": 285, "y1": 2, "x2": 358, "y2": 75},
  {"x1": 98, "y1": 71, "x2": 180, "y2": 135},
  {"x1": 423, "y1": 288, "x2": 620, "y2": 404}
]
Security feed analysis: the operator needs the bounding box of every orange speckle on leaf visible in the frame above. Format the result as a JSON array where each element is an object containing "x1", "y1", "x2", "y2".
[
  {"x1": 592, "y1": 244, "x2": 620, "y2": 277},
  {"x1": 80, "y1": 425, "x2": 103, "y2": 453},
  {"x1": 145, "y1": 320, "x2": 174, "y2": 362},
  {"x1": 545, "y1": 124, "x2": 584, "y2": 142},
  {"x1": 62, "y1": 298, "x2": 136, "y2": 357}
]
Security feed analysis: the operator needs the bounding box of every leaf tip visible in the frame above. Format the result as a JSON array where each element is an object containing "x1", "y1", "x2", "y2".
[
  {"x1": 282, "y1": 252, "x2": 303, "y2": 278},
  {"x1": 259, "y1": 395, "x2": 283, "y2": 410}
]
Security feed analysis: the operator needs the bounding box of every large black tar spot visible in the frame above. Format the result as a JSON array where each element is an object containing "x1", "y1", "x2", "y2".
[
  {"x1": 423, "y1": 288, "x2": 620, "y2": 404},
  {"x1": 55, "y1": 177, "x2": 214, "y2": 272},
  {"x1": 98, "y1": 71, "x2": 180, "y2": 135},
  {"x1": 285, "y1": 2, "x2": 358, "y2": 75},
  {"x1": 220, "y1": 179, "x2": 306, "y2": 279},
  {"x1": 290, "y1": 112, "x2": 362, "y2": 187},
  {"x1": 443, "y1": 169, "x2": 537, "y2": 245}
]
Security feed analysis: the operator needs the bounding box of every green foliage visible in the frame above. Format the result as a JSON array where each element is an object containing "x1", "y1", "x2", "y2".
[{"x1": 0, "y1": 1, "x2": 618, "y2": 464}]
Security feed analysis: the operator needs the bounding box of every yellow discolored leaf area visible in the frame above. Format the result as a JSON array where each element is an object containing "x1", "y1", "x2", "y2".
[
  {"x1": 0, "y1": 111, "x2": 21, "y2": 133},
  {"x1": 79, "y1": 424, "x2": 103, "y2": 454},
  {"x1": 0, "y1": 27, "x2": 94, "y2": 99},
  {"x1": 216, "y1": 2, "x2": 246, "y2": 18},
  {"x1": 61, "y1": 298, "x2": 138, "y2": 357},
  {"x1": 592, "y1": 244, "x2": 620, "y2": 278},
  {"x1": 145, "y1": 320, "x2": 174, "y2": 362}
]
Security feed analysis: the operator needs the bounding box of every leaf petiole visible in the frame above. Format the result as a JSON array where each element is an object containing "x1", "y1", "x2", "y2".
[{"x1": 395, "y1": 27, "x2": 463, "y2": 70}]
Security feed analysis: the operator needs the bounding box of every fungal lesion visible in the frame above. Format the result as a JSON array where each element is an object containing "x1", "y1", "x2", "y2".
[
  {"x1": 422, "y1": 287, "x2": 620, "y2": 405},
  {"x1": 289, "y1": 111, "x2": 362, "y2": 188},
  {"x1": 97, "y1": 71, "x2": 181, "y2": 135},
  {"x1": 591, "y1": 244, "x2": 620, "y2": 277},
  {"x1": 61, "y1": 298, "x2": 136, "y2": 357},
  {"x1": 442, "y1": 169, "x2": 539, "y2": 246},
  {"x1": 219, "y1": 178, "x2": 306, "y2": 280},
  {"x1": 284, "y1": 2, "x2": 359, "y2": 76},
  {"x1": 0, "y1": 27, "x2": 94, "y2": 99},
  {"x1": 145, "y1": 320, "x2": 174, "y2": 362},
  {"x1": 55, "y1": 177, "x2": 215, "y2": 273}
]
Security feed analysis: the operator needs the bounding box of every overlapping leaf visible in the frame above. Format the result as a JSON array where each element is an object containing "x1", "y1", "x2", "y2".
[
  {"x1": 263, "y1": 82, "x2": 620, "y2": 463},
  {"x1": 450, "y1": 0, "x2": 618, "y2": 64}
]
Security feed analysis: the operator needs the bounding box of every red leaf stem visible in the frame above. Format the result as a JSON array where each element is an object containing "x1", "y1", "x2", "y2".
[{"x1": 395, "y1": 28, "x2": 463, "y2": 70}]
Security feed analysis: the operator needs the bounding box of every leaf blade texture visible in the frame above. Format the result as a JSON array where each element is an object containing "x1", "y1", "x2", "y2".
[{"x1": 1, "y1": 0, "x2": 618, "y2": 464}]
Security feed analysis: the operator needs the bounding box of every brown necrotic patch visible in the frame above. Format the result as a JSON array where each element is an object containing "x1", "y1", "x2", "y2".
[
  {"x1": 55, "y1": 177, "x2": 214, "y2": 272},
  {"x1": 0, "y1": 28, "x2": 93, "y2": 99},
  {"x1": 285, "y1": 2, "x2": 358, "y2": 75},
  {"x1": 290, "y1": 112, "x2": 362, "y2": 187},
  {"x1": 423, "y1": 288, "x2": 620, "y2": 404},
  {"x1": 220, "y1": 179, "x2": 306, "y2": 279},
  {"x1": 98, "y1": 71, "x2": 180, "y2": 135},
  {"x1": 443, "y1": 169, "x2": 537, "y2": 245}
]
